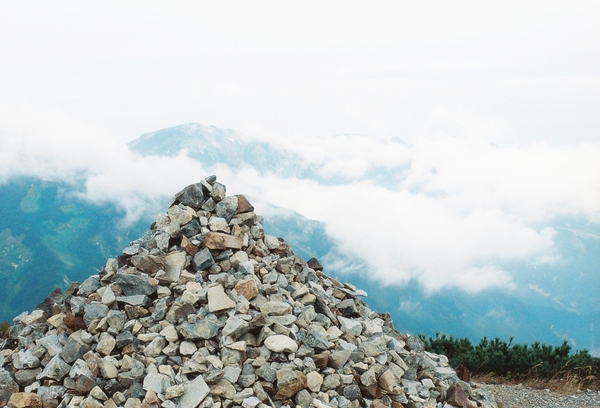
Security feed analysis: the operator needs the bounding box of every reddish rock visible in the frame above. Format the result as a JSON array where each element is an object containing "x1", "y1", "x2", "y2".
[
  {"x1": 124, "y1": 305, "x2": 149, "y2": 319},
  {"x1": 234, "y1": 279, "x2": 258, "y2": 300},
  {"x1": 274, "y1": 369, "x2": 307, "y2": 400},
  {"x1": 455, "y1": 364, "x2": 471, "y2": 382},
  {"x1": 236, "y1": 195, "x2": 254, "y2": 213},
  {"x1": 311, "y1": 351, "x2": 330, "y2": 369},
  {"x1": 7, "y1": 392, "x2": 42, "y2": 408},
  {"x1": 446, "y1": 383, "x2": 469, "y2": 407},
  {"x1": 204, "y1": 232, "x2": 243, "y2": 250},
  {"x1": 180, "y1": 235, "x2": 199, "y2": 256},
  {"x1": 63, "y1": 314, "x2": 86, "y2": 331}
]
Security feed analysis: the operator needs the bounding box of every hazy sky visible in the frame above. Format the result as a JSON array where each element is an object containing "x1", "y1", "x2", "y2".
[{"x1": 1, "y1": 1, "x2": 599, "y2": 293}]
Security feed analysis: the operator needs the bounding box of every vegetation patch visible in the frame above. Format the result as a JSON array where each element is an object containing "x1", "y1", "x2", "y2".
[{"x1": 422, "y1": 333, "x2": 599, "y2": 391}]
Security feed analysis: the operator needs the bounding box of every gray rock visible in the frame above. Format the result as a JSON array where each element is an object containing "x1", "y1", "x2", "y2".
[
  {"x1": 163, "y1": 251, "x2": 187, "y2": 282},
  {"x1": 215, "y1": 195, "x2": 238, "y2": 222},
  {"x1": 174, "y1": 182, "x2": 208, "y2": 210},
  {"x1": 37, "y1": 355, "x2": 71, "y2": 381},
  {"x1": 116, "y1": 295, "x2": 151, "y2": 306},
  {"x1": 301, "y1": 330, "x2": 329, "y2": 351},
  {"x1": 179, "y1": 375, "x2": 210, "y2": 408},
  {"x1": 178, "y1": 314, "x2": 224, "y2": 339},
  {"x1": 60, "y1": 332, "x2": 91, "y2": 364},
  {"x1": 192, "y1": 248, "x2": 215, "y2": 271},
  {"x1": 114, "y1": 272, "x2": 157, "y2": 296},
  {"x1": 78, "y1": 276, "x2": 101, "y2": 296}
]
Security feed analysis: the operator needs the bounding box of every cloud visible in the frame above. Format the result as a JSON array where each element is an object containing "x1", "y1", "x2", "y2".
[{"x1": 2, "y1": 104, "x2": 599, "y2": 294}]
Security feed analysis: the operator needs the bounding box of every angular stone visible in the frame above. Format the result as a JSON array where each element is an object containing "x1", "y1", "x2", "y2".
[
  {"x1": 167, "y1": 204, "x2": 196, "y2": 226},
  {"x1": 37, "y1": 355, "x2": 70, "y2": 382},
  {"x1": 446, "y1": 383, "x2": 469, "y2": 407},
  {"x1": 13, "y1": 369, "x2": 41, "y2": 387},
  {"x1": 234, "y1": 279, "x2": 258, "y2": 300},
  {"x1": 207, "y1": 284, "x2": 236, "y2": 312},
  {"x1": 306, "y1": 257, "x2": 323, "y2": 271},
  {"x1": 263, "y1": 235, "x2": 280, "y2": 249},
  {"x1": 69, "y1": 359, "x2": 93, "y2": 379},
  {"x1": 260, "y1": 301, "x2": 292, "y2": 316},
  {"x1": 7, "y1": 392, "x2": 42, "y2": 408},
  {"x1": 329, "y1": 350, "x2": 352, "y2": 369},
  {"x1": 192, "y1": 248, "x2": 214, "y2": 271},
  {"x1": 215, "y1": 195, "x2": 238, "y2": 222},
  {"x1": 0, "y1": 368, "x2": 19, "y2": 402},
  {"x1": 178, "y1": 314, "x2": 224, "y2": 340},
  {"x1": 114, "y1": 272, "x2": 156, "y2": 296},
  {"x1": 143, "y1": 372, "x2": 171, "y2": 395},
  {"x1": 302, "y1": 330, "x2": 329, "y2": 351},
  {"x1": 306, "y1": 371, "x2": 323, "y2": 393},
  {"x1": 378, "y1": 369, "x2": 402, "y2": 394},
  {"x1": 60, "y1": 332, "x2": 91, "y2": 364},
  {"x1": 222, "y1": 315, "x2": 250, "y2": 339},
  {"x1": 174, "y1": 182, "x2": 208, "y2": 210},
  {"x1": 179, "y1": 375, "x2": 210, "y2": 408},
  {"x1": 210, "y1": 379, "x2": 236, "y2": 399},
  {"x1": 13, "y1": 351, "x2": 40, "y2": 369},
  {"x1": 204, "y1": 232, "x2": 243, "y2": 250},
  {"x1": 274, "y1": 369, "x2": 307, "y2": 400},
  {"x1": 236, "y1": 195, "x2": 254, "y2": 213},
  {"x1": 208, "y1": 216, "x2": 230, "y2": 233},
  {"x1": 97, "y1": 333, "x2": 116, "y2": 356},
  {"x1": 338, "y1": 316, "x2": 363, "y2": 336},
  {"x1": 131, "y1": 255, "x2": 164, "y2": 275},
  {"x1": 163, "y1": 251, "x2": 187, "y2": 282},
  {"x1": 83, "y1": 303, "x2": 109, "y2": 326}
]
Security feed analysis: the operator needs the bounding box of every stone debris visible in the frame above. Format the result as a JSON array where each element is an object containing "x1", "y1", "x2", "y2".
[{"x1": 0, "y1": 176, "x2": 497, "y2": 408}]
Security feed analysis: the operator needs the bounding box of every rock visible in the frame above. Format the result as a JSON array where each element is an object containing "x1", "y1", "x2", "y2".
[
  {"x1": 446, "y1": 383, "x2": 470, "y2": 407},
  {"x1": 179, "y1": 375, "x2": 210, "y2": 408},
  {"x1": 234, "y1": 279, "x2": 258, "y2": 300},
  {"x1": 0, "y1": 177, "x2": 495, "y2": 408},
  {"x1": 456, "y1": 364, "x2": 471, "y2": 382},
  {"x1": 307, "y1": 257, "x2": 323, "y2": 271},
  {"x1": 131, "y1": 255, "x2": 164, "y2": 274},
  {"x1": 207, "y1": 284, "x2": 236, "y2": 312},
  {"x1": 7, "y1": 392, "x2": 42, "y2": 408},
  {"x1": 114, "y1": 272, "x2": 156, "y2": 296},
  {"x1": 264, "y1": 334, "x2": 299, "y2": 353},
  {"x1": 192, "y1": 248, "x2": 215, "y2": 271},
  {"x1": 306, "y1": 371, "x2": 323, "y2": 392},
  {"x1": 215, "y1": 195, "x2": 238, "y2": 222},
  {"x1": 174, "y1": 182, "x2": 208, "y2": 210},
  {"x1": 163, "y1": 251, "x2": 187, "y2": 282},
  {"x1": 204, "y1": 231, "x2": 243, "y2": 250},
  {"x1": 302, "y1": 329, "x2": 329, "y2": 350},
  {"x1": 274, "y1": 368, "x2": 307, "y2": 400}
]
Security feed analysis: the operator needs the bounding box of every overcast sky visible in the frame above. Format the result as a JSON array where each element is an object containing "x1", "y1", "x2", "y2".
[{"x1": 0, "y1": 1, "x2": 598, "y2": 293}]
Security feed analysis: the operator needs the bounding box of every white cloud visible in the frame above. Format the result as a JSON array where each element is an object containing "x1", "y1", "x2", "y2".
[
  {"x1": 0, "y1": 2, "x2": 598, "y2": 294},
  {"x1": 1, "y1": 103, "x2": 598, "y2": 293}
]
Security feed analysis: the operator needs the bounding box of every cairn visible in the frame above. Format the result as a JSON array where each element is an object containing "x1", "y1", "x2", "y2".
[{"x1": 0, "y1": 176, "x2": 497, "y2": 408}]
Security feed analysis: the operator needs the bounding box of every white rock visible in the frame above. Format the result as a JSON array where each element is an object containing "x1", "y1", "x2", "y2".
[
  {"x1": 207, "y1": 284, "x2": 236, "y2": 312},
  {"x1": 264, "y1": 334, "x2": 298, "y2": 353}
]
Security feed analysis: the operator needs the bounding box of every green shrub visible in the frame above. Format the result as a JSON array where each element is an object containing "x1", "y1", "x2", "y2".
[
  {"x1": 421, "y1": 332, "x2": 600, "y2": 382},
  {"x1": 0, "y1": 321, "x2": 9, "y2": 334}
]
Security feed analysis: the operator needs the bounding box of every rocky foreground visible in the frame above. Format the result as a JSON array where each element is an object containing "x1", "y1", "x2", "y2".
[{"x1": 0, "y1": 176, "x2": 497, "y2": 408}]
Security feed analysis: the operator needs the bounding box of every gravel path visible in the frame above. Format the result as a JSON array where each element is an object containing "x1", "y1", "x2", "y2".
[{"x1": 473, "y1": 382, "x2": 600, "y2": 408}]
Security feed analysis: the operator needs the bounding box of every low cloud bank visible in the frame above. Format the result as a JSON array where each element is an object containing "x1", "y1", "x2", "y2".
[{"x1": 1, "y1": 108, "x2": 598, "y2": 293}]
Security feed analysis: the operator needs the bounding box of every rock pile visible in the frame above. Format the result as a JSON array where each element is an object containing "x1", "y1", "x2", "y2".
[{"x1": 0, "y1": 176, "x2": 497, "y2": 408}]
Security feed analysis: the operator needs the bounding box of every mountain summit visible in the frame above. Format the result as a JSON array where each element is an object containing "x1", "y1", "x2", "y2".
[{"x1": 0, "y1": 176, "x2": 496, "y2": 408}]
